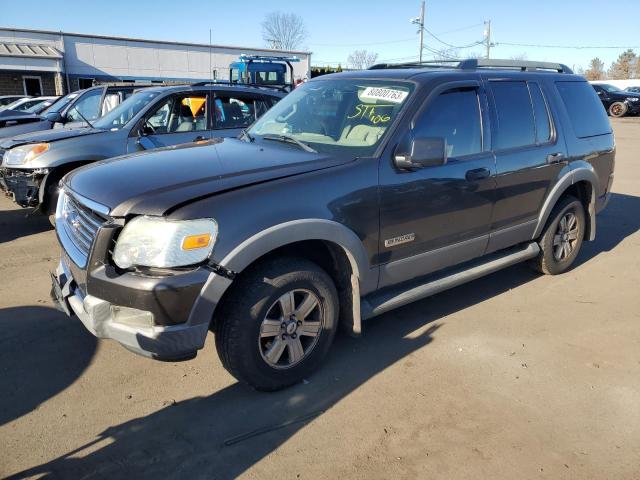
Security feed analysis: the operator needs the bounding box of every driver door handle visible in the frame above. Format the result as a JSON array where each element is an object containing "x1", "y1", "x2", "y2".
[
  {"x1": 194, "y1": 135, "x2": 206, "y2": 142},
  {"x1": 465, "y1": 167, "x2": 491, "y2": 182},
  {"x1": 547, "y1": 152, "x2": 565, "y2": 164}
]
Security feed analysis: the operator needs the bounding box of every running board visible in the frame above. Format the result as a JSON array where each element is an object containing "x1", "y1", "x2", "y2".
[{"x1": 361, "y1": 242, "x2": 540, "y2": 320}]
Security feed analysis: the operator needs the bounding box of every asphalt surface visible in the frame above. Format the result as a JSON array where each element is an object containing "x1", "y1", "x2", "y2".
[{"x1": 1, "y1": 119, "x2": 639, "y2": 479}]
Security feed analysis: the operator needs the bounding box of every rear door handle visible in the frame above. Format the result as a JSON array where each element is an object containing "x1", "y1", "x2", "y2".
[
  {"x1": 194, "y1": 135, "x2": 206, "y2": 142},
  {"x1": 547, "y1": 152, "x2": 565, "y2": 164},
  {"x1": 465, "y1": 167, "x2": 491, "y2": 182}
]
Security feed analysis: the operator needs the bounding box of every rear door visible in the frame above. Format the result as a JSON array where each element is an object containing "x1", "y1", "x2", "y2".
[
  {"x1": 212, "y1": 92, "x2": 276, "y2": 137},
  {"x1": 485, "y1": 78, "x2": 568, "y2": 253},
  {"x1": 378, "y1": 80, "x2": 497, "y2": 288}
]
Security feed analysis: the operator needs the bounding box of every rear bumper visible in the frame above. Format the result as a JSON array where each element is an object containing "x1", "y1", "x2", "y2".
[
  {"x1": 51, "y1": 257, "x2": 214, "y2": 361},
  {"x1": 0, "y1": 167, "x2": 44, "y2": 207}
]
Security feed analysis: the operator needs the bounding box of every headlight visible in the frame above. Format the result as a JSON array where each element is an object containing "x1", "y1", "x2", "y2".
[
  {"x1": 627, "y1": 97, "x2": 640, "y2": 102},
  {"x1": 113, "y1": 216, "x2": 218, "y2": 269},
  {"x1": 3, "y1": 143, "x2": 49, "y2": 166}
]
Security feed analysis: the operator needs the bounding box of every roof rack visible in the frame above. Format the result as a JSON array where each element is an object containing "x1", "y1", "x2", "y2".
[
  {"x1": 369, "y1": 58, "x2": 573, "y2": 74},
  {"x1": 191, "y1": 80, "x2": 289, "y2": 92}
]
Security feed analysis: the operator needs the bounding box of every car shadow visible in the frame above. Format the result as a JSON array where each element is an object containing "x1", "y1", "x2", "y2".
[
  {"x1": 0, "y1": 306, "x2": 98, "y2": 427},
  {"x1": 5, "y1": 193, "x2": 640, "y2": 479},
  {"x1": 575, "y1": 192, "x2": 640, "y2": 266},
  {"x1": 0, "y1": 207, "x2": 52, "y2": 243},
  {"x1": 6, "y1": 264, "x2": 541, "y2": 480}
]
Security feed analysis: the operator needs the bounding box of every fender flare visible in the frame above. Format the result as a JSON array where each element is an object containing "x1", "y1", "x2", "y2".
[
  {"x1": 532, "y1": 166, "x2": 599, "y2": 241},
  {"x1": 188, "y1": 219, "x2": 375, "y2": 334}
]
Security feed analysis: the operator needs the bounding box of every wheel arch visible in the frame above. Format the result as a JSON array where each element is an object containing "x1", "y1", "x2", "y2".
[{"x1": 533, "y1": 166, "x2": 598, "y2": 241}]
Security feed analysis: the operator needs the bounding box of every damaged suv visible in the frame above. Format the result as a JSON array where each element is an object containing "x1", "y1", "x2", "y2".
[
  {"x1": 51, "y1": 60, "x2": 615, "y2": 391},
  {"x1": 1, "y1": 84, "x2": 283, "y2": 213}
]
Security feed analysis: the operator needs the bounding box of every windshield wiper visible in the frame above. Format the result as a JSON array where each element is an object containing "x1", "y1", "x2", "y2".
[
  {"x1": 262, "y1": 134, "x2": 317, "y2": 153},
  {"x1": 240, "y1": 129, "x2": 254, "y2": 142},
  {"x1": 70, "y1": 105, "x2": 94, "y2": 129}
]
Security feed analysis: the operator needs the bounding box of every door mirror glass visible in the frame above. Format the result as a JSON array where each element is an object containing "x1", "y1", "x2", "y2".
[{"x1": 394, "y1": 135, "x2": 447, "y2": 169}]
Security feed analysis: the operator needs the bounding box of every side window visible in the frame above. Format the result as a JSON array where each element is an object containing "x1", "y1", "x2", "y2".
[
  {"x1": 556, "y1": 81, "x2": 612, "y2": 138},
  {"x1": 528, "y1": 83, "x2": 552, "y2": 144},
  {"x1": 144, "y1": 94, "x2": 208, "y2": 134},
  {"x1": 214, "y1": 95, "x2": 258, "y2": 129},
  {"x1": 66, "y1": 89, "x2": 102, "y2": 122},
  {"x1": 491, "y1": 81, "x2": 535, "y2": 150},
  {"x1": 413, "y1": 87, "x2": 482, "y2": 158},
  {"x1": 101, "y1": 93, "x2": 120, "y2": 116},
  {"x1": 254, "y1": 97, "x2": 274, "y2": 118}
]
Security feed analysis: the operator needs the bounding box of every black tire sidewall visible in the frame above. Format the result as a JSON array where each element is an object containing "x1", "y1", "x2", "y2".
[
  {"x1": 217, "y1": 258, "x2": 338, "y2": 390},
  {"x1": 540, "y1": 198, "x2": 585, "y2": 274}
]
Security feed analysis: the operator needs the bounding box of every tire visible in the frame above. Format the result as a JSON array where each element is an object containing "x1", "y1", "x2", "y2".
[
  {"x1": 530, "y1": 195, "x2": 585, "y2": 275},
  {"x1": 608, "y1": 101, "x2": 628, "y2": 118},
  {"x1": 214, "y1": 257, "x2": 339, "y2": 391}
]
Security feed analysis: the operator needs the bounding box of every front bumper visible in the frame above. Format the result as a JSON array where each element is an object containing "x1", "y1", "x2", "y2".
[
  {"x1": 0, "y1": 167, "x2": 45, "y2": 207},
  {"x1": 626, "y1": 101, "x2": 640, "y2": 116},
  {"x1": 51, "y1": 256, "x2": 228, "y2": 361}
]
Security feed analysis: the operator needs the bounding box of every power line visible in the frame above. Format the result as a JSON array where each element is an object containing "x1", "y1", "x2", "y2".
[
  {"x1": 497, "y1": 42, "x2": 640, "y2": 50},
  {"x1": 423, "y1": 28, "x2": 484, "y2": 50}
]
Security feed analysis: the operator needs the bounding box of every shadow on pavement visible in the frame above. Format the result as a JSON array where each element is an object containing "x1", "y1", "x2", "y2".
[
  {"x1": 0, "y1": 306, "x2": 98, "y2": 427},
  {"x1": 576, "y1": 193, "x2": 640, "y2": 266},
  {"x1": 0, "y1": 207, "x2": 52, "y2": 243},
  {"x1": 5, "y1": 193, "x2": 639, "y2": 479}
]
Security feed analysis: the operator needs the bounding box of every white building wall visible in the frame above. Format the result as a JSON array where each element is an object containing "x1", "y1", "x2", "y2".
[{"x1": 0, "y1": 28, "x2": 311, "y2": 84}]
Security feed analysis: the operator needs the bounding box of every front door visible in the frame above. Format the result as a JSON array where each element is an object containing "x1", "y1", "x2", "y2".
[
  {"x1": 128, "y1": 92, "x2": 211, "y2": 151},
  {"x1": 378, "y1": 82, "x2": 496, "y2": 288}
]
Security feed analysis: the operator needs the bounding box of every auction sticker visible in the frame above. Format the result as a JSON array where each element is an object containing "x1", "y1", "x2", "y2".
[{"x1": 360, "y1": 87, "x2": 408, "y2": 104}]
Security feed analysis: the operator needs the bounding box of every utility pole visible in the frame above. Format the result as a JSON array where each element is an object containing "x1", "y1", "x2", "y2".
[
  {"x1": 410, "y1": 1, "x2": 426, "y2": 63},
  {"x1": 484, "y1": 20, "x2": 492, "y2": 59}
]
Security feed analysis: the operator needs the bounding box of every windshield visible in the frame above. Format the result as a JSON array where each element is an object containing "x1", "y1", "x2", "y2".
[
  {"x1": 93, "y1": 90, "x2": 161, "y2": 130},
  {"x1": 42, "y1": 92, "x2": 79, "y2": 116},
  {"x1": 600, "y1": 84, "x2": 622, "y2": 93},
  {"x1": 25, "y1": 98, "x2": 56, "y2": 114},
  {"x1": 248, "y1": 79, "x2": 414, "y2": 156}
]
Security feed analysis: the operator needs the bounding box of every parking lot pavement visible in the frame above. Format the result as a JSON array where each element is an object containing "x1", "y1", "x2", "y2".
[{"x1": 1, "y1": 119, "x2": 639, "y2": 480}]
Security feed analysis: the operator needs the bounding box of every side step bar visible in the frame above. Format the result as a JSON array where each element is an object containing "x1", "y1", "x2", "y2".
[{"x1": 361, "y1": 242, "x2": 540, "y2": 320}]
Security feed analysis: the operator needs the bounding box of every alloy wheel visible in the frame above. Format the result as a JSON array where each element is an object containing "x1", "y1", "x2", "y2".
[
  {"x1": 258, "y1": 289, "x2": 324, "y2": 369},
  {"x1": 553, "y1": 211, "x2": 579, "y2": 261}
]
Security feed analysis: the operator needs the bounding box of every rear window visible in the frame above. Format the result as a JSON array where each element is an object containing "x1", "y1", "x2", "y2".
[
  {"x1": 555, "y1": 81, "x2": 611, "y2": 138},
  {"x1": 491, "y1": 81, "x2": 536, "y2": 150}
]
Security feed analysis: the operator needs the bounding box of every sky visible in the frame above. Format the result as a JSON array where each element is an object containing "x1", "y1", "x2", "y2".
[{"x1": 2, "y1": 0, "x2": 639, "y2": 71}]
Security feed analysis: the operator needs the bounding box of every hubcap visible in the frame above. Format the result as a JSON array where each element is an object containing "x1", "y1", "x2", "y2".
[
  {"x1": 258, "y1": 289, "x2": 324, "y2": 369},
  {"x1": 553, "y1": 211, "x2": 579, "y2": 261}
]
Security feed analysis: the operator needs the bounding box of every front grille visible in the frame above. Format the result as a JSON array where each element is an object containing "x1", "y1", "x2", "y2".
[{"x1": 61, "y1": 193, "x2": 108, "y2": 262}]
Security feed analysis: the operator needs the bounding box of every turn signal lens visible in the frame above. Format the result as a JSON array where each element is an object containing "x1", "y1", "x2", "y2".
[{"x1": 182, "y1": 233, "x2": 212, "y2": 250}]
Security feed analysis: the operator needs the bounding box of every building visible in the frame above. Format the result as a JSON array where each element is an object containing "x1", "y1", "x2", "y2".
[{"x1": 0, "y1": 27, "x2": 311, "y2": 96}]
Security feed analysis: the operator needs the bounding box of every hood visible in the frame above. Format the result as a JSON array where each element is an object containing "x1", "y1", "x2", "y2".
[
  {"x1": 0, "y1": 126, "x2": 103, "y2": 149},
  {"x1": 0, "y1": 110, "x2": 40, "y2": 120},
  {"x1": 66, "y1": 137, "x2": 352, "y2": 217}
]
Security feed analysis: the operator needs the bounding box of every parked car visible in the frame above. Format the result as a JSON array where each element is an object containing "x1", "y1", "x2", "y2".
[
  {"x1": 625, "y1": 86, "x2": 640, "y2": 94},
  {"x1": 0, "y1": 96, "x2": 58, "y2": 114},
  {"x1": 50, "y1": 59, "x2": 615, "y2": 391},
  {"x1": 0, "y1": 84, "x2": 144, "y2": 140},
  {"x1": 591, "y1": 83, "x2": 640, "y2": 117},
  {"x1": 0, "y1": 95, "x2": 27, "y2": 107},
  {"x1": 0, "y1": 83, "x2": 283, "y2": 213}
]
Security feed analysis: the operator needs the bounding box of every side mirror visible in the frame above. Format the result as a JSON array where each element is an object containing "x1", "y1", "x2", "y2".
[
  {"x1": 45, "y1": 111, "x2": 64, "y2": 123},
  {"x1": 394, "y1": 136, "x2": 447, "y2": 170},
  {"x1": 136, "y1": 135, "x2": 155, "y2": 150}
]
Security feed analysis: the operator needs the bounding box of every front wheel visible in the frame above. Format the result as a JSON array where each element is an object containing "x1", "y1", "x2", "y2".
[
  {"x1": 530, "y1": 195, "x2": 585, "y2": 275},
  {"x1": 214, "y1": 257, "x2": 339, "y2": 391}
]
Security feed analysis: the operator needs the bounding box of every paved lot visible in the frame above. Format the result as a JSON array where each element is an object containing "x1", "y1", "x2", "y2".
[{"x1": 1, "y1": 119, "x2": 639, "y2": 480}]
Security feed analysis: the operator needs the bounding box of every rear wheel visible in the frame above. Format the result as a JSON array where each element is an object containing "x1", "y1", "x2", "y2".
[
  {"x1": 214, "y1": 257, "x2": 339, "y2": 391},
  {"x1": 530, "y1": 195, "x2": 585, "y2": 275},
  {"x1": 608, "y1": 101, "x2": 628, "y2": 118}
]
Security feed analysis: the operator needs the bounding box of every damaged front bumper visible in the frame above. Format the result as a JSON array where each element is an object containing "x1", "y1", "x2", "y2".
[{"x1": 0, "y1": 167, "x2": 47, "y2": 207}]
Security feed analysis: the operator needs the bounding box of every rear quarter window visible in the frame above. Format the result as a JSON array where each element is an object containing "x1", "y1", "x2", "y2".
[{"x1": 555, "y1": 81, "x2": 611, "y2": 138}]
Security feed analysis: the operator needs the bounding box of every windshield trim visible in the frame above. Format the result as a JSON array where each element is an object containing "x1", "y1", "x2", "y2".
[{"x1": 249, "y1": 77, "x2": 419, "y2": 159}]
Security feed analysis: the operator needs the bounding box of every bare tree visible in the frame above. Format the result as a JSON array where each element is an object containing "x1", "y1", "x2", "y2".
[
  {"x1": 261, "y1": 12, "x2": 307, "y2": 50},
  {"x1": 584, "y1": 57, "x2": 606, "y2": 81},
  {"x1": 347, "y1": 50, "x2": 379, "y2": 70}
]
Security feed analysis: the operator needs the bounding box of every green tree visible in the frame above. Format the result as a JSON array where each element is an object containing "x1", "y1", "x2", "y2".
[{"x1": 608, "y1": 49, "x2": 638, "y2": 80}]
